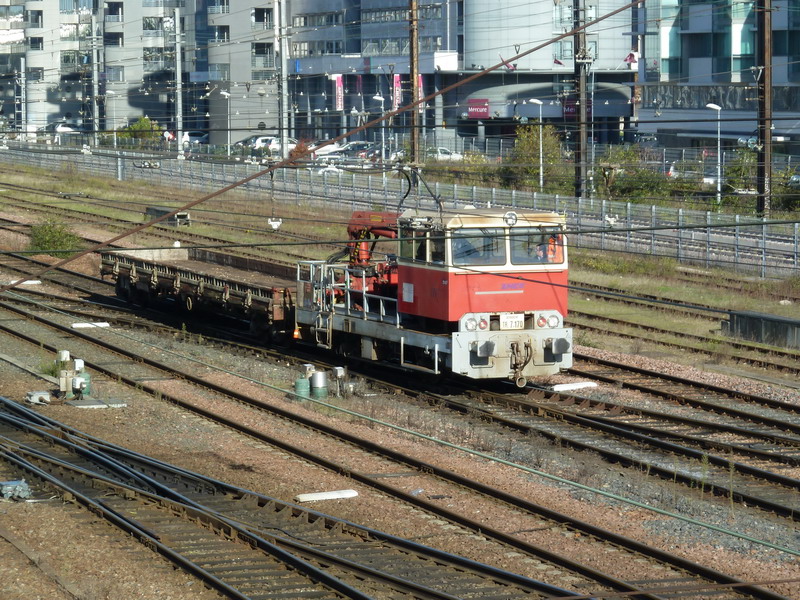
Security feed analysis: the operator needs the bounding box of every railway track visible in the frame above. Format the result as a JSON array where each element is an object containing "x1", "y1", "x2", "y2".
[
  {"x1": 0, "y1": 399, "x2": 579, "y2": 600},
  {"x1": 4, "y1": 253, "x2": 800, "y2": 519},
  {"x1": 0, "y1": 299, "x2": 786, "y2": 598},
  {"x1": 0, "y1": 182, "x2": 342, "y2": 265},
  {"x1": 567, "y1": 310, "x2": 800, "y2": 378},
  {"x1": 401, "y1": 375, "x2": 800, "y2": 522}
]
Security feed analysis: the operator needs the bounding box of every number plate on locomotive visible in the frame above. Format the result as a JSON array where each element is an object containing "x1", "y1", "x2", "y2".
[{"x1": 500, "y1": 313, "x2": 524, "y2": 330}]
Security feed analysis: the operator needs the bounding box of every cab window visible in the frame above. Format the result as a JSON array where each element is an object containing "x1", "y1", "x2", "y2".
[
  {"x1": 510, "y1": 227, "x2": 565, "y2": 265},
  {"x1": 451, "y1": 228, "x2": 506, "y2": 266},
  {"x1": 399, "y1": 226, "x2": 415, "y2": 259}
]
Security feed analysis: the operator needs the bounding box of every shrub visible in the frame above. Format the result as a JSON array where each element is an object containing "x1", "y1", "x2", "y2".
[{"x1": 27, "y1": 219, "x2": 83, "y2": 258}]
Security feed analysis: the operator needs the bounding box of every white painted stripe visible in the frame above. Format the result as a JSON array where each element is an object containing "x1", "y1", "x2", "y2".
[
  {"x1": 294, "y1": 489, "x2": 358, "y2": 502},
  {"x1": 551, "y1": 382, "x2": 598, "y2": 391},
  {"x1": 474, "y1": 290, "x2": 524, "y2": 295}
]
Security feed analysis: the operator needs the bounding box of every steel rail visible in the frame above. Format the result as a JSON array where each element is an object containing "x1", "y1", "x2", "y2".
[{"x1": 0, "y1": 403, "x2": 585, "y2": 600}]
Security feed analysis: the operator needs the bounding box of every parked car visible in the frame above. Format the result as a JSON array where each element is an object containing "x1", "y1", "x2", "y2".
[
  {"x1": 702, "y1": 166, "x2": 727, "y2": 188},
  {"x1": 322, "y1": 141, "x2": 375, "y2": 162},
  {"x1": 39, "y1": 121, "x2": 89, "y2": 135},
  {"x1": 361, "y1": 144, "x2": 387, "y2": 161},
  {"x1": 184, "y1": 131, "x2": 209, "y2": 144},
  {"x1": 233, "y1": 135, "x2": 297, "y2": 154},
  {"x1": 787, "y1": 168, "x2": 800, "y2": 189},
  {"x1": 666, "y1": 161, "x2": 703, "y2": 181},
  {"x1": 309, "y1": 139, "x2": 342, "y2": 156},
  {"x1": 426, "y1": 147, "x2": 463, "y2": 161},
  {"x1": 635, "y1": 134, "x2": 659, "y2": 148},
  {"x1": 234, "y1": 134, "x2": 268, "y2": 148}
]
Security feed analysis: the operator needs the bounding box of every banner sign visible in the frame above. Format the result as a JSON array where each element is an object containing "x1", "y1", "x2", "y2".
[
  {"x1": 334, "y1": 74, "x2": 343, "y2": 111},
  {"x1": 467, "y1": 98, "x2": 489, "y2": 119},
  {"x1": 393, "y1": 74, "x2": 402, "y2": 110}
]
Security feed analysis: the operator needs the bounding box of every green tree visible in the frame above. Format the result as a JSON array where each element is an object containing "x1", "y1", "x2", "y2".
[
  {"x1": 772, "y1": 164, "x2": 800, "y2": 212},
  {"x1": 427, "y1": 150, "x2": 501, "y2": 187},
  {"x1": 724, "y1": 148, "x2": 756, "y2": 191},
  {"x1": 596, "y1": 145, "x2": 671, "y2": 202},
  {"x1": 499, "y1": 123, "x2": 569, "y2": 193},
  {"x1": 117, "y1": 116, "x2": 162, "y2": 141},
  {"x1": 27, "y1": 219, "x2": 83, "y2": 258}
]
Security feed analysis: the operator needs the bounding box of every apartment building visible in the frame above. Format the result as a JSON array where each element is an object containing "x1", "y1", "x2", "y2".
[
  {"x1": 2, "y1": 1, "x2": 795, "y2": 151},
  {"x1": 637, "y1": 0, "x2": 797, "y2": 152}
]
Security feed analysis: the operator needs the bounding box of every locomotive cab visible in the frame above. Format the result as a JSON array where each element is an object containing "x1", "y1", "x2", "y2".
[{"x1": 395, "y1": 208, "x2": 572, "y2": 384}]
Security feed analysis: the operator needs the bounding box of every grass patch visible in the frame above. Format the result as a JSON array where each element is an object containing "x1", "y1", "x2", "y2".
[{"x1": 571, "y1": 249, "x2": 679, "y2": 278}]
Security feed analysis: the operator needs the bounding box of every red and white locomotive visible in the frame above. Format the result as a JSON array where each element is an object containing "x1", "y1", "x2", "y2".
[{"x1": 294, "y1": 208, "x2": 572, "y2": 386}]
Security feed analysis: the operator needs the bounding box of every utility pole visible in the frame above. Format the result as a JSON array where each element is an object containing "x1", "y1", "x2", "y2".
[
  {"x1": 573, "y1": 0, "x2": 590, "y2": 199},
  {"x1": 756, "y1": 0, "x2": 772, "y2": 217},
  {"x1": 175, "y1": 8, "x2": 183, "y2": 149},
  {"x1": 91, "y1": 14, "x2": 100, "y2": 146},
  {"x1": 16, "y1": 57, "x2": 26, "y2": 135},
  {"x1": 409, "y1": 0, "x2": 420, "y2": 164},
  {"x1": 276, "y1": 0, "x2": 289, "y2": 158}
]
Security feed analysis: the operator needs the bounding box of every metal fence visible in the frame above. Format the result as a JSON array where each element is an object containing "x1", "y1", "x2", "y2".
[{"x1": 1, "y1": 144, "x2": 797, "y2": 278}]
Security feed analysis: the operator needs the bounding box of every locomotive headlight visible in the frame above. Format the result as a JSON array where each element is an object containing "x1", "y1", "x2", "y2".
[
  {"x1": 536, "y1": 316, "x2": 547, "y2": 328},
  {"x1": 464, "y1": 318, "x2": 478, "y2": 331},
  {"x1": 547, "y1": 315, "x2": 560, "y2": 328},
  {"x1": 478, "y1": 318, "x2": 489, "y2": 330}
]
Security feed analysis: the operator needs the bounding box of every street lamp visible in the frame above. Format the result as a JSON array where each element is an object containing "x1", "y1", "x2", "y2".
[
  {"x1": 373, "y1": 94, "x2": 385, "y2": 163},
  {"x1": 220, "y1": 90, "x2": 231, "y2": 157},
  {"x1": 530, "y1": 98, "x2": 544, "y2": 192},
  {"x1": 106, "y1": 90, "x2": 117, "y2": 148},
  {"x1": 706, "y1": 102, "x2": 722, "y2": 207}
]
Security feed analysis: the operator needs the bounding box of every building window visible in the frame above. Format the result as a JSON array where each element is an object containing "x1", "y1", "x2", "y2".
[
  {"x1": 59, "y1": 0, "x2": 93, "y2": 14},
  {"x1": 0, "y1": 5, "x2": 23, "y2": 25},
  {"x1": 28, "y1": 37, "x2": 44, "y2": 51},
  {"x1": 212, "y1": 26, "x2": 229, "y2": 42},
  {"x1": 24, "y1": 10, "x2": 43, "y2": 28},
  {"x1": 104, "y1": 32, "x2": 123, "y2": 47},
  {"x1": 208, "y1": 0, "x2": 229, "y2": 15},
  {"x1": 686, "y1": 33, "x2": 712, "y2": 58},
  {"x1": 61, "y1": 50, "x2": 91, "y2": 71},
  {"x1": 60, "y1": 23, "x2": 78, "y2": 40},
  {"x1": 106, "y1": 66, "x2": 124, "y2": 82},
  {"x1": 292, "y1": 41, "x2": 309, "y2": 57},
  {"x1": 292, "y1": 11, "x2": 342, "y2": 28},
  {"x1": 291, "y1": 40, "x2": 342, "y2": 57},
  {"x1": 252, "y1": 42, "x2": 274, "y2": 68},
  {"x1": 209, "y1": 63, "x2": 230, "y2": 80},
  {"x1": 555, "y1": 40, "x2": 573, "y2": 60},
  {"x1": 252, "y1": 8, "x2": 272, "y2": 30},
  {"x1": 143, "y1": 47, "x2": 168, "y2": 71},
  {"x1": 105, "y1": 2, "x2": 123, "y2": 22},
  {"x1": 143, "y1": 17, "x2": 164, "y2": 37}
]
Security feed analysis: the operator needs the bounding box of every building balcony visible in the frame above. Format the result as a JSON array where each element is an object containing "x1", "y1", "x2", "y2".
[
  {"x1": 142, "y1": 0, "x2": 185, "y2": 7},
  {"x1": 251, "y1": 55, "x2": 275, "y2": 69},
  {"x1": 143, "y1": 60, "x2": 168, "y2": 72}
]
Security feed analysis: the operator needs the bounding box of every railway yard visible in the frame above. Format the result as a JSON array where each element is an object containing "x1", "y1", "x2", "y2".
[{"x1": 0, "y1": 165, "x2": 798, "y2": 599}]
